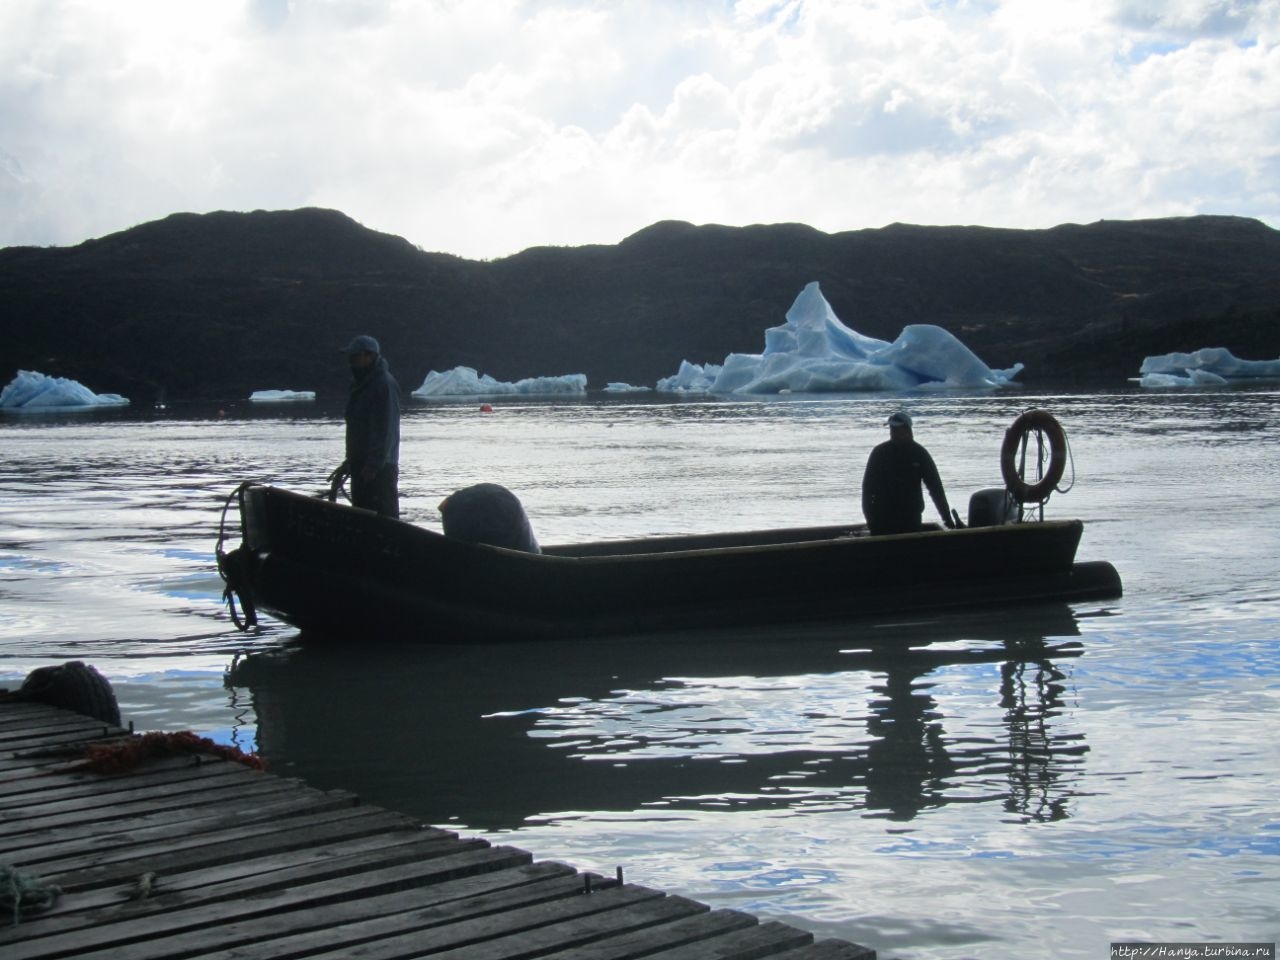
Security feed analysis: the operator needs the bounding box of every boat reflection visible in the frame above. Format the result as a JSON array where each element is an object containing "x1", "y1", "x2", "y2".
[{"x1": 226, "y1": 605, "x2": 1096, "y2": 831}]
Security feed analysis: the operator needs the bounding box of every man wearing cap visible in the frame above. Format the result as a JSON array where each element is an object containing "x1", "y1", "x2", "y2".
[
  {"x1": 331, "y1": 335, "x2": 401, "y2": 518},
  {"x1": 861, "y1": 410, "x2": 955, "y2": 535}
]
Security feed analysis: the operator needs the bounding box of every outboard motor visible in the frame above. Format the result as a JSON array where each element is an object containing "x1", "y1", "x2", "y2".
[
  {"x1": 968, "y1": 488, "x2": 1020, "y2": 527},
  {"x1": 439, "y1": 483, "x2": 541, "y2": 553}
]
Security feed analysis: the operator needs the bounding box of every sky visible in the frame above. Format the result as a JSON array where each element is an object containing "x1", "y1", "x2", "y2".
[{"x1": 2, "y1": 0, "x2": 1278, "y2": 260}]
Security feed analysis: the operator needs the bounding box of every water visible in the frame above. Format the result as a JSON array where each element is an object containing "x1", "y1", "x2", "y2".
[{"x1": 2, "y1": 389, "x2": 1278, "y2": 959}]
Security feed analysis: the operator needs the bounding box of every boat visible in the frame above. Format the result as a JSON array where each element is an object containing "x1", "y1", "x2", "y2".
[{"x1": 216, "y1": 411, "x2": 1121, "y2": 642}]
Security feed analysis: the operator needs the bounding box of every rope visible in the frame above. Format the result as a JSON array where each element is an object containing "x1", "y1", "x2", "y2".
[
  {"x1": 1056, "y1": 432, "x2": 1077, "y2": 496},
  {"x1": 1011, "y1": 412, "x2": 1077, "y2": 520},
  {"x1": 1, "y1": 863, "x2": 61, "y2": 926},
  {"x1": 216, "y1": 482, "x2": 259, "y2": 632},
  {"x1": 1014, "y1": 426, "x2": 1050, "y2": 520}
]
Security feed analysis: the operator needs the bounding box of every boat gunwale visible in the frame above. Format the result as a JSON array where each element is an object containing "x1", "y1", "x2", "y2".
[{"x1": 245, "y1": 484, "x2": 1084, "y2": 566}]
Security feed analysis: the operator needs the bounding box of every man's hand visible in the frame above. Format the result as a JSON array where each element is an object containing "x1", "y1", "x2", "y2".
[{"x1": 326, "y1": 462, "x2": 350, "y2": 502}]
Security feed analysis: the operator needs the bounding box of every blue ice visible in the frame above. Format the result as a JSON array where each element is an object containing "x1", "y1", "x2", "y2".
[
  {"x1": 413, "y1": 366, "x2": 587, "y2": 399},
  {"x1": 0, "y1": 370, "x2": 130, "y2": 409},
  {"x1": 249, "y1": 389, "x2": 316, "y2": 402},
  {"x1": 1137, "y1": 348, "x2": 1280, "y2": 388},
  {"x1": 657, "y1": 282, "x2": 1023, "y2": 394}
]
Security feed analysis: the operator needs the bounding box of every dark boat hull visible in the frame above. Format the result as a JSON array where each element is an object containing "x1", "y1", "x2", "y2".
[{"x1": 230, "y1": 485, "x2": 1121, "y2": 642}]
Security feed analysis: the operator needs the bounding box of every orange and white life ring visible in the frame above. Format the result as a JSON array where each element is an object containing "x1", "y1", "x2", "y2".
[{"x1": 1001, "y1": 410, "x2": 1067, "y2": 504}]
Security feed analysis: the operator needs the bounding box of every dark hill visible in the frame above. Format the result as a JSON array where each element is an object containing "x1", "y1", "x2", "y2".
[{"x1": 2, "y1": 208, "x2": 1277, "y2": 403}]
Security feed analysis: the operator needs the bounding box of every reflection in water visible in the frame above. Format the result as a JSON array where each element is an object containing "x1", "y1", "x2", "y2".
[
  {"x1": 227, "y1": 607, "x2": 1090, "y2": 832},
  {"x1": 1001, "y1": 657, "x2": 1080, "y2": 823}
]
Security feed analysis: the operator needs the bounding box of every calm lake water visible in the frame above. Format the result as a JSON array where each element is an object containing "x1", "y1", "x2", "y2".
[{"x1": 2, "y1": 388, "x2": 1277, "y2": 959}]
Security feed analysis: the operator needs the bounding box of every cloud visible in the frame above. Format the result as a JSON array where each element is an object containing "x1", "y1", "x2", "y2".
[{"x1": 0, "y1": 0, "x2": 1277, "y2": 259}]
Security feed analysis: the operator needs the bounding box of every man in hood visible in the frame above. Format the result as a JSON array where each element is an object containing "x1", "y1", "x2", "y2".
[
  {"x1": 333, "y1": 335, "x2": 401, "y2": 518},
  {"x1": 861, "y1": 410, "x2": 954, "y2": 535}
]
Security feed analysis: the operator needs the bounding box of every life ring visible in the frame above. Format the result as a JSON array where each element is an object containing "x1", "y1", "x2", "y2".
[{"x1": 1001, "y1": 410, "x2": 1067, "y2": 504}]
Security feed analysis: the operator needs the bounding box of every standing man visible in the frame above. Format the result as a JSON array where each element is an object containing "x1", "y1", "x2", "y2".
[
  {"x1": 861, "y1": 410, "x2": 955, "y2": 535},
  {"x1": 332, "y1": 335, "x2": 401, "y2": 518}
]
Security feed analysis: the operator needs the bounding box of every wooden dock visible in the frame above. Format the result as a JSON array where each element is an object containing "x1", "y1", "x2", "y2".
[{"x1": 0, "y1": 700, "x2": 874, "y2": 959}]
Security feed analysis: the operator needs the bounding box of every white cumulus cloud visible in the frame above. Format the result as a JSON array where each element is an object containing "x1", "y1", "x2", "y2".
[{"x1": 0, "y1": 0, "x2": 1276, "y2": 258}]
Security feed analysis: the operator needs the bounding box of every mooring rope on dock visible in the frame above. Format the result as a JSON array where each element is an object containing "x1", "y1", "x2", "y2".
[{"x1": 0, "y1": 863, "x2": 61, "y2": 927}]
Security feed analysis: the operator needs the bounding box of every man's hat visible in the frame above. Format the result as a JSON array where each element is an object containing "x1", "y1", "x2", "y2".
[
  {"x1": 341, "y1": 335, "x2": 380, "y2": 355},
  {"x1": 887, "y1": 410, "x2": 912, "y2": 428}
]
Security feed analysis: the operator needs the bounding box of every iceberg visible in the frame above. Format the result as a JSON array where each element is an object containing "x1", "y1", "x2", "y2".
[
  {"x1": 249, "y1": 389, "x2": 316, "y2": 402},
  {"x1": 657, "y1": 360, "x2": 724, "y2": 393},
  {"x1": 0, "y1": 370, "x2": 130, "y2": 409},
  {"x1": 413, "y1": 366, "x2": 587, "y2": 399},
  {"x1": 1137, "y1": 347, "x2": 1280, "y2": 387},
  {"x1": 656, "y1": 282, "x2": 1022, "y2": 394},
  {"x1": 603, "y1": 382, "x2": 652, "y2": 393}
]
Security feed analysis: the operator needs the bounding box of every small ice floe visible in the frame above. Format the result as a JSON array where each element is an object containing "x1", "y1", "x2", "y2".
[
  {"x1": 413, "y1": 366, "x2": 588, "y2": 398},
  {"x1": 249, "y1": 390, "x2": 317, "y2": 402},
  {"x1": 1135, "y1": 347, "x2": 1280, "y2": 387}
]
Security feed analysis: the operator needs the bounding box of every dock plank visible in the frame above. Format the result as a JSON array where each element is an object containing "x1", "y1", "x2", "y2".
[
  {"x1": 1, "y1": 845, "x2": 534, "y2": 957},
  {"x1": 0, "y1": 787, "x2": 360, "y2": 857},
  {"x1": 298, "y1": 886, "x2": 695, "y2": 960},
  {"x1": 0, "y1": 726, "x2": 125, "y2": 755},
  {"x1": 1, "y1": 796, "x2": 375, "y2": 866},
  {"x1": 22, "y1": 807, "x2": 434, "y2": 880},
  {"x1": 0, "y1": 777, "x2": 304, "y2": 836},
  {"x1": 0, "y1": 763, "x2": 271, "y2": 822},
  {"x1": 773, "y1": 940, "x2": 878, "y2": 959},
  {"x1": 0, "y1": 700, "x2": 877, "y2": 960},
  {"x1": 0, "y1": 755, "x2": 263, "y2": 805},
  {"x1": 69, "y1": 868, "x2": 600, "y2": 960},
  {"x1": 536, "y1": 908, "x2": 762, "y2": 959},
  {"x1": 166, "y1": 862, "x2": 584, "y2": 960},
  {"x1": 637, "y1": 919, "x2": 816, "y2": 958}
]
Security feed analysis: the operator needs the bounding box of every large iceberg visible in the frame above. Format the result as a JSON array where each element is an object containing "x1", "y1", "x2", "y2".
[
  {"x1": 1137, "y1": 348, "x2": 1280, "y2": 388},
  {"x1": 413, "y1": 366, "x2": 587, "y2": 399},
  {"x1": 0, "y1": 370, "x2": 130, "y2": 409},
  {"x1": 657, "y1": 282, "x2": 1022, "y2": 394}
]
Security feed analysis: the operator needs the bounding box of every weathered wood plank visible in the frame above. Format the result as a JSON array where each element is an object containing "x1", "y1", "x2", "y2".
[
  {"x1": 0, "y1": 701, "x2": 114, "y2": 719},
  {"x1": 18, "y1": 806, "x2": 430, "y2": 878},
  {"x1": 0, "y1": 777, "x2": 303, "y2": 837},
  {"x1": 772, "y1": 938, "x2": 878, "y2": 959},
  {"x1": 0, "y1": 742, "x2": 254, "y2": 788},
  {"x1": 5, "y1": 797, "x2": 378, "y2": 867},
  {"x1": 535, "y1": 907, "x2": 762, "y2": 959},
  {"x1": 69, "y1": 867, "x2": 597, "y2": 960},
  {"x1": 0, "y1": 713, "x2": 115, "y2": 737},
  {"x1": 0, "y1": 726, "x2": 125, "y2": 754},
  {"x1": 0, "y1": 755, "x2": 262, "y2": 805},
  {"x1": 49, "y1": 829, "x2": 477, "y2": 898},
  {"x1": 158, "y1": 862, "x2": 583, "y2": 960},
  {"x1": 4, "y1": 833, "x2": 482, "y2": 931},
  {"x1": 1, "y1": 844, "x2": 535, "y2": 958},
  {"x1": 0, "y1": 763, "x2": 270, "y2": 822},
  {"x1": 0, "y1": 787, "x2": 359, "y2": 857},
  {"x1": 295, "y1": 886, "x2": 695, "y2": 960},
  {"x1": 0, "y1": 752, "x2": 206, "y2": 795},
  {"x1": 634, "y1": 919, "x2": 816, "y2": 959}
]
